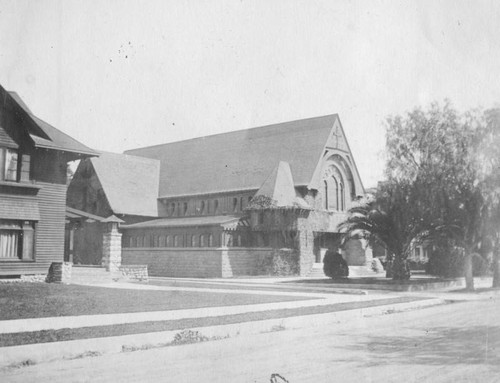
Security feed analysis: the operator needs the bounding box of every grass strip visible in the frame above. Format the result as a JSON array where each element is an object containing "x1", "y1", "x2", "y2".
[
  {"x1": 0, "y1": 296, "x2": 428, "y2": 347},
  {"x1": 0, "y1": 283, "x2": 311, "y2": 321}
]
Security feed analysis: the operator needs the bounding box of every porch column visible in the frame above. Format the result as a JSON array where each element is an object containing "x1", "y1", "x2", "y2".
[{"x1": 102, "y1": 215, "x2": 124, "y2": 277}]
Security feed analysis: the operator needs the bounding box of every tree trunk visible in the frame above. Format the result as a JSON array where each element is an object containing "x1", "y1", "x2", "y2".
[
  {"x1": 464, "y1": 252, "x2": 474, "y2": 291},
  {"x1": 390, "y1": 256, "x2": 411, "y2": 281},
  {"x1": 492, "y1": 251, "x2": 500, "y2": 288}
]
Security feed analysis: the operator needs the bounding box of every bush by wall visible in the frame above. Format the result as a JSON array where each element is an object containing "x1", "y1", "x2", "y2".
[{"x1": 257, "y1": 249, "x2": 299, "y2": 276}]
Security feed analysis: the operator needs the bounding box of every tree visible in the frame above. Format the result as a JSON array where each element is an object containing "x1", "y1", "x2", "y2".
[
  {"x1": 383, "y1": 101, "x2": 489, "y2": 290},
  {"x1": 476, "y1": 107, "x2": 500, "y2": 288},
  {"x1": 339, "y1": 181, "x2": 422, "y2": 280}
]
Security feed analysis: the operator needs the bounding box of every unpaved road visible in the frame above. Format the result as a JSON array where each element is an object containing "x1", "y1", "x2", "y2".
[{"x1": 2, "y1": 294, "x2": 499, "y2": 382}]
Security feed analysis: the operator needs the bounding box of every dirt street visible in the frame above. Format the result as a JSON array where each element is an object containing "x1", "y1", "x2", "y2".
[{"x1": 2, "y1": 294, "x2": 499, "y2": 383}]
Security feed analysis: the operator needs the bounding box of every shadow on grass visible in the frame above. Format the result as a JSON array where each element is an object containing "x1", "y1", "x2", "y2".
[{"x1": 346, "y1": 325, "x2": 500, "y2": 366}]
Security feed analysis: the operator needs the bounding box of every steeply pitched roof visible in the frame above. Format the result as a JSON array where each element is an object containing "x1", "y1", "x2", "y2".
[
  {"x1": 90, "y1": 151, "x2": 160, "y2": 217},
  {"x1": 125, "y1": 115, "x2": 338, "y2": 198},
  {"x1": 5, "y1": 89, "x2": 97, "y2": 156},
  {"x1": 254, "y1": 161, "x2": 310, "y2": 208}
]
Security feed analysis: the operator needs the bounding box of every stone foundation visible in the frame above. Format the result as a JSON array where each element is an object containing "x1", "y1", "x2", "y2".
[{"x1": 119, "y1": 265, "x2": 149, "y2": 281}]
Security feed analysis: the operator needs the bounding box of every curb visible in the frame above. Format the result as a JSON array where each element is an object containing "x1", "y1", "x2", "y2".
[{"x1": 0, "y1": 297, "x2": 445, "y2": 368}]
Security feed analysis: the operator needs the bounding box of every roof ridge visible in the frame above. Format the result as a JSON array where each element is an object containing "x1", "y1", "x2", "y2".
[{"x1": 125, "y1": 113, "x2": 338, "y2": 153}]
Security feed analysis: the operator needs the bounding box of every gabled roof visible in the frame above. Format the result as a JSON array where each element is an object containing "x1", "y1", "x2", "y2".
[
  {"x1": 4, "y1": 88, "x2": 97, "y2": 156},
  {"x1": 89, "y1": 151, "x2": 160, "y2": 217},
  {"x1": 126, "y1": 115, "x2": 339, "y2": 198}
]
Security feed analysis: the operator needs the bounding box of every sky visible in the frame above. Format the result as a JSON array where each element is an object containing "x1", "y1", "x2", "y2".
[{"x1": 1, "y1": 0, "x2": 499, "y2": 188}]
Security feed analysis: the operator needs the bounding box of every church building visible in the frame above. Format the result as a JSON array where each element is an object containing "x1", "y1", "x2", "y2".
[{"x1": 68, "y1": 114, "x2": 370, "y2": 278}]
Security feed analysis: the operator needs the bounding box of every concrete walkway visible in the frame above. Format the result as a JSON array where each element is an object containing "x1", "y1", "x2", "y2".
[{"x1": 0, "y1": 282, "x2": 391, "y2": 334}]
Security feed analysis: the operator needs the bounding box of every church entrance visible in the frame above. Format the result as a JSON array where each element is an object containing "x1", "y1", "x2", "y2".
[{"x1": 313, "y1": 232, "x2": 342, "y2": 266}]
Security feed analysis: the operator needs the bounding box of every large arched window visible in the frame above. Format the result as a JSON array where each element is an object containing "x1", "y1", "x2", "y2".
[
  {"x1": 322, "y1": 164, "x2": 347, "y2": 212},
  {"x1": 340, "y1": 182, "x2": 345, "y2": 211},
  {"x1": 323, "y1": 180, "x2": 328, "y2": 210}
]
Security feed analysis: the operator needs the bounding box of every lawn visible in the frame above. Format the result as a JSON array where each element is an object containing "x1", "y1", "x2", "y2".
[
  {"x1": 0, "y1": 296, "x2": 429, "y2": 347},
  {"x1": 0, "y1": 283, "x2": 310, "y2": 321}
]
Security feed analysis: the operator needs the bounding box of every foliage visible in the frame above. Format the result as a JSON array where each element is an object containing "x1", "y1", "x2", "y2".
[
  {"x1": 371, "y1": 258, "x2": 385, "y2": 273},
  {"x1": 246, "y1": 195, "x2": 277, "y2": 209},
  {"x1": 338, "y1": 181, "x2": 419, "y2": 280},
  {"x1": 171, "y1": 330, "x2": 209, "y2": 345},
  {"x1": 340, "y1": 101, "x2": 500, "y2": 286},
  {"x1": 323, "y1": 250, "x2": 349, "y2": 279},
  {"x1": 257, "y1": 249, "x2": 299, "y2": 276}
]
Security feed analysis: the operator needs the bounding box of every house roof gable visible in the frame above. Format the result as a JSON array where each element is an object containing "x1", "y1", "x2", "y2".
[
  {"x1": 89, "y1": 151, "x2": 160, "y2": 217},
  {"x1": 3, "y1": 88, "x2": 97, "y2": 156}
]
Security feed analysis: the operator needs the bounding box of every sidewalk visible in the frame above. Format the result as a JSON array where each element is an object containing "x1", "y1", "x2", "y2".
[{"x1": 1, "y1": 277, "x2": 497, "y2": 369}]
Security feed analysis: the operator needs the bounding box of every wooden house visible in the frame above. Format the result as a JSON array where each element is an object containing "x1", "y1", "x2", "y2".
[{"x1": 0, "y1": 85, "x2": 96, "y2": 277}]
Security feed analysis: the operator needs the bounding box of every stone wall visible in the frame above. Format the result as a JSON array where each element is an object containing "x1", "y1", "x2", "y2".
[
  {"x1": 119, "y1": 265, "x2": 149, "y2": 281},
  {"x1": 221, "y1": 248, "x2": 274, "y2": 277},
  {"x1": 122, "y1": 247, "x2": 273, "y2": 278}
]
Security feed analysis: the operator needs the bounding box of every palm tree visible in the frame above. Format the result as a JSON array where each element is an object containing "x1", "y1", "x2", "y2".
[{"x1": 338, "y1": 181, "x2": 425, "y2": 280}]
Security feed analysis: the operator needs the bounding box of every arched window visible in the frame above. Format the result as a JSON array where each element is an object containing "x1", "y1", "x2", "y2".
[
  {"x1": 214, "y1": 200, "x2": 219, "y2": 214},
  {"x1": 159, "y1": 235, "x2": 166, "y2": 247},
  {"x1": 183, "y1": 202, "x2": 188, "y2": 216},
  {"x1": 129, "y1": 237, "x2": 135, "y2": 247},
  {"x1": 200, "y1": 234, "x2": 205, "y2": 247},
  {"x1": 233, "y1": 197, "x2": 238, "y2": 212},
  {"x1": 208, "y1": 234, "x2": 214, "y2": 247},
  {"x1": 191, "y1": 235, "x2": 196, "y2": 247},
  {"x1": 340, "y1": 183, "x2": 345, "y2": 211},
  {"x1": 323, "y1": 180, "x2": 328, "y2": 210},
  {"x1": 173, "y1": 235, "x2": 179, "y2": 247},
  {"x1": 200, "y1": 200, "x2": 205, "y2": 215}
]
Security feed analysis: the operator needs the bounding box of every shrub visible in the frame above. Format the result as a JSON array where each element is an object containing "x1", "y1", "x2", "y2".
[
  {"x1": 371, "y1": 258, "x2": 385, "y2": 273},
  {"x1": 258, "y1": 249, "x2": 299, "y2": 276},
  {"x1": 323, "y1": 251, "x2": 349, "y2": 279},
  {"x1": 171, "y1": 330, "x2": 209, "y2": 345}
]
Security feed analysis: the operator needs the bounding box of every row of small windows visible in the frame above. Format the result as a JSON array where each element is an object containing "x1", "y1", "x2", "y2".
[
  {"x1": 127, "y1": 234, "x2": 214, "y2": 248},
  {"x1": 165, "y1": 196, "x2": 253, "y2": 217}
]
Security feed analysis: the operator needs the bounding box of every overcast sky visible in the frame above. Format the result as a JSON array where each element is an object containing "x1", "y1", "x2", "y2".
[{"x1": 1, "y1": 0, "x2": 499, "y2": 188}]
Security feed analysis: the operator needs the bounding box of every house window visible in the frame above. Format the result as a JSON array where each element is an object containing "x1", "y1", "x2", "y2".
[
  {"x1": 0, "y1": 220, "x2": 35, "y2": 261},
  {"x1": 0, "y1": 148, "x2": 19, "y2": 181}
]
